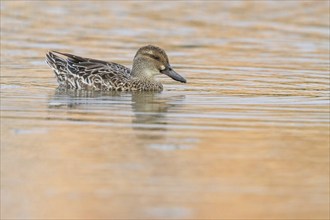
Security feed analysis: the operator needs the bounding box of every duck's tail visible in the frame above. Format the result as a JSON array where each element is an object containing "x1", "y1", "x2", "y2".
[{"x1": 46, "y1": 51, "x2": 68, "y2": 83}]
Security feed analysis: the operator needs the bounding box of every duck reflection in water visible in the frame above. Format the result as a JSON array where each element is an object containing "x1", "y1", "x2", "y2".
[
  {"x1": 48, "y1": 88, "x2": 185, "y2": 139},
  {"x1": 130, "y1": 92, "x2": 185, "y2": 139}
]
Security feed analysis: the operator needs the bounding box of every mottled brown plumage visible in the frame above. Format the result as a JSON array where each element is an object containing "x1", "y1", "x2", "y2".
[{"x1": 46, "y1": 45, "x2": 186, "y2": 91}]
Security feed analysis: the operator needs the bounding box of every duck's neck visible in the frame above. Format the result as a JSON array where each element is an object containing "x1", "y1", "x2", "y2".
[
  {"x1": 132, "y1": 57, "x2": 157, "y2": 79},
  {"x1": 132, "y1": 69, "x2": 157, "y2": 81},
  {"x1": 130, "y1": 57, "x2": 163, "y2": 91}
]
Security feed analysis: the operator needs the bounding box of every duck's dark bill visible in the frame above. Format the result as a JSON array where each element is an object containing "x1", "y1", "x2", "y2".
[{"x1": 163, "y1": 69, "x2": 187, "y2": 83}]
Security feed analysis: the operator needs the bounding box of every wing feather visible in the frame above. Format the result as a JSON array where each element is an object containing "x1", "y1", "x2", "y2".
[{"x1": 50, "y1": 51, "x2": 131, "y2": 79}]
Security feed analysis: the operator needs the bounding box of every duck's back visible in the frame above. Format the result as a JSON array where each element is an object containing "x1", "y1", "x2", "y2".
[{"x1": 46, "y1": 51, "x2": 133, "y2": 91}]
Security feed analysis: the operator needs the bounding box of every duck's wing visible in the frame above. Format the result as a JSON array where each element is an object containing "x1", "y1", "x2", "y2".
[{"x1": 48, "y1": 51, "x2": 132, "y2": 78}]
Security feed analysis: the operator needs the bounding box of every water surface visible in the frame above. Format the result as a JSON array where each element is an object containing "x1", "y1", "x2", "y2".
[{"x1": 1, "y1": 1, "x2": 329, "y2": 219}]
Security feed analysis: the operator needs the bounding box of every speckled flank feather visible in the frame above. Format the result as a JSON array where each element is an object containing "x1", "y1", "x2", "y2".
[{"x1": 46, "y1": 45, "x2": 186, "y2": 91}]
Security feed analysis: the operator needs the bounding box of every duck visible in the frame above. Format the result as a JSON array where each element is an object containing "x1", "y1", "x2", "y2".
[{"x1": 46, "y1": 45, "x2": 186, "y2": 91}]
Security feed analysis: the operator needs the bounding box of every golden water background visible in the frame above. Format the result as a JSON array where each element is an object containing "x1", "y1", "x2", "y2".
[{"x1": 1, "y1": 1, "x2": 329, "y2": 219}]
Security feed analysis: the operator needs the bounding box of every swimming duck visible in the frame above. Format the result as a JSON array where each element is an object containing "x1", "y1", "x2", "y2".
[{"x1": 46, "y1": 45, "x2": 186, "y2": 91}]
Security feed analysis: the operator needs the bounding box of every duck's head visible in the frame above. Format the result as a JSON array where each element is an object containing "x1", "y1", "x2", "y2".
[{"x1": 132, "y1": 45, "x2": 186, "y2": 83}]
